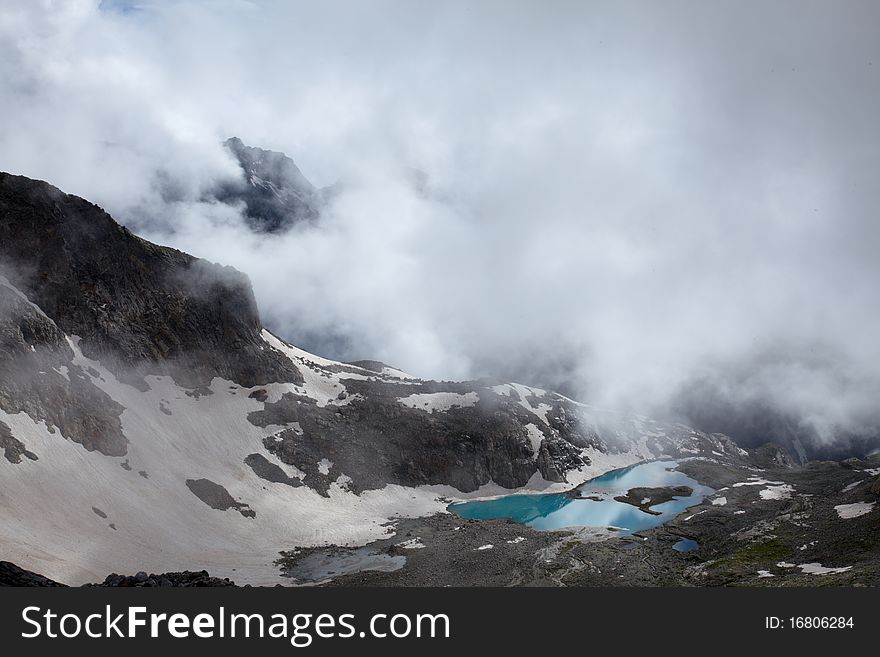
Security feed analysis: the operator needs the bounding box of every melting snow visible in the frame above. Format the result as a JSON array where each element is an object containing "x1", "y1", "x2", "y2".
[
  {"x1": 798, "y1": 563, "x2": 852, "y2": 575},
  {"x1": 759, "y1": 484, "x2": 794, "y2": 500},
  {"x1": 732, "y1": 477, "x2": 784, "y2": 488},
  {"x1": 834, "y1": 502, "x2": 875, "y2": 519},
  {"x1": 397, "y1": 392, "x2": 479, "y2": 413}
]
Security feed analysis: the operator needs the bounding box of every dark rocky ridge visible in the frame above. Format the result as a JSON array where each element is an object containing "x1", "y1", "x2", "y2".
[
  {"x1": 246, "y1": 371, "x2": 732, "y2": 494},
  {"x1": 248, "y1": 380, "x2": 588, "y2": 494},
  {"x1": 90, "y1": 570, "x2": 235, "y2": 587},
  {"x1": 0, "y1": 562, "x2": 235, "y2": 587},
  {"x1": 185, "y1": 478, "x2": 256, "y2": 518},
  {"x1": 213, "y1": 137, "x2": 322, "y2": 233},
  {"x1": 0, "y1": 172, "x2": 300, "y2": 389}
]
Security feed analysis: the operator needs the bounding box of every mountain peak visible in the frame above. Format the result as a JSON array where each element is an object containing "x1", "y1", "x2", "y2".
[{"x1": 216, "y1": 137, "x2": 320, "y2": 233}]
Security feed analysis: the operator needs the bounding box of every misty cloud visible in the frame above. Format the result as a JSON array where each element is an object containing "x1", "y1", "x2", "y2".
[{"x1": 2, "y1": 0, "x2": 879, "y2": 452}]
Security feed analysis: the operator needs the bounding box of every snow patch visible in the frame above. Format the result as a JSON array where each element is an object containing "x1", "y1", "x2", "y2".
[
  {"x1": 397, "y1": 391, "x2": 479, "y2": 413},
  {"x1": 759, "y1": 484, "x2": 794, "y2": 500},
  {"x1": 834, "y1": 502, "x2": 875, "y2": 519},
  {"x1": 732, "y1": 477, "x2": 784, "y2": 488},
  {"x1": 798, "y1": 562, "x2": 852, "y2": 575},
  {"x1": 841, "y1": 481, "x2": 863, "y2": 493},
  {"x1": 524, "y1": 423, "x2": 544, "y2": 456}
]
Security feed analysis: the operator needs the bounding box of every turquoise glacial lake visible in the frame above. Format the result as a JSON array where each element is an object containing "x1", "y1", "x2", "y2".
[{"x1": 448, "y1": 460, "x2": 713, "y2": 535}]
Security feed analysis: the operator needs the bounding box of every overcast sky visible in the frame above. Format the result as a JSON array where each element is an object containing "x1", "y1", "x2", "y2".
[{"x1": 2, "y1": 0, "x2": 879, "y2": 447}]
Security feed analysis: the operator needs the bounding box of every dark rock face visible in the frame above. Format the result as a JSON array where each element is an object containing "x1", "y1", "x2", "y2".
[
  {"x1": 214, "y1": 137, "x2": 321, "y2": 233},
  {"x1": 244, "y1": 453, "x2": 302, "y2": 488},
  {"x1": 753, "y1": 442, "x2": 797, "y2": 469},
  {"x1": 0, "y1": 172, "x2": 300, "y2": 389},
  {"x1": 185, "y1": 478, "x2": 256, "y2": 518},
  {"x1": 248, "y1": 380, "x2": 587, "y2": 495},
  {"x1": 0, "y1": 561, "x2": 65, "y2": 586}
]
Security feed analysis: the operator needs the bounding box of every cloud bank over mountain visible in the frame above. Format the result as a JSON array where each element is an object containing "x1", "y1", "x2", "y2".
[{"x1": 2, "y1": 0, "x2": 879, "y2": 452}]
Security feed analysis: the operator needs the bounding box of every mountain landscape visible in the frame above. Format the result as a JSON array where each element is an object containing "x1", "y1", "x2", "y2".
[{"x1": 1, "y1": 170, "x2": 877, "y2": 587}]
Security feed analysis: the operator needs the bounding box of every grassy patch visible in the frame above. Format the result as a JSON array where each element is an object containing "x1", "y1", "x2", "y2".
[{"x1": 708, "y1": 538, "x2": 792, "y2": 571}]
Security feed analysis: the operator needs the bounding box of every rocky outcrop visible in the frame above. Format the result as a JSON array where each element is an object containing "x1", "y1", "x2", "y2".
[
  {"x1": 0, "y1": 172, "x2": 300, "y2": 389},
  {"x1": 185, "y1": 478, "x2": 256, "y2": 518},
  {"x1": 248, "y1": 379, "x2": 591, "y2": 494},
  {"x1": 753, "y1": 442, "x2": 797, "y2": 469},
  {"x1": 91, "y1": 570, "x2": 235, "y2": 587}
]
